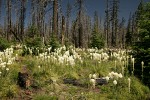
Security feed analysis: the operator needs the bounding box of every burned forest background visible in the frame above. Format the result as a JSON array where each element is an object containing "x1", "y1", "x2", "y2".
[{"x1": 0, "y1": 0, "x2": 145, "y2": 49}]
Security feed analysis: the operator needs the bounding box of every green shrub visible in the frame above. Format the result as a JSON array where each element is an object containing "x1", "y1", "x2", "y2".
[
  {"x1": 90, "y1": 31, "x2": 104, "y2": 49},
  {"x1": 26, "y1": 25, "x2": 43, "y2": 48},
  {"x1": 27, "y1": 25, "x2": 39, "y2": 38},
  {"x1": 23, "y1": 25, "x2": 44, "y2": 55},
  {"x1": 22, "y1": 37, "x2": 43, "y2": 56},
  {"x1": 25, "y1": 37, "x2": 43, "y2": 48},
  {"x1": 49, "y1": 35, "x2": 60, "y2": 52},
  {"x1": 0, "y1": 37, "x2": 11, "y2": 51}
]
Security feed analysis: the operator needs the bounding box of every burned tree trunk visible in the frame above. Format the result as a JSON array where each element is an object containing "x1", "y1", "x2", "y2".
[
  {"x1": 53, "y1": 0, "x2": 58, "y2": 35},
  {"x1": 78, "y1": 0, "x2": 84, "y2": 48},
  {"x1": 66, "y1": 1, "x2": 72, "y2": 40},
  {"x1": 110, "y1": 0, "x2": 119, "y2": 47},
  {"x1": 104, "y1": 0, "x2": 111, "y2": 47},
  {"x1": 6, "y1": 0, "x2": 11, "y2": 41},
  {"x1": 18, "y1": 72, "x2": 30, "y2": 89},
  {"x1": 17, "y1": 66, "x2": 31, "y2": 89},
  {"x1": 20, "y1": 0, "x2": 26, "y2": 41},
  {"x1": 61, "y1": 16, "x2": 65, "y2": 46}
]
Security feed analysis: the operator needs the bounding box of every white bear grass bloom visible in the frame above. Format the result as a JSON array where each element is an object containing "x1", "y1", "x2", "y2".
[
  {"x1": 89, "y1": 74, "x2": 92, "y2": 79},
  {"x1": 108, "y1": 72, "x2": 123, "y2": 79},
  {"x1": 105, "y1": 76, "x2": 110, "y2": 82},
  {"x1": 113, "y1": 80, "x2": 117, "y2": 85},
  {"x1": 90, "y1": 79, "x2": 96, "y2": 89},
  {"x1": 38, "y1": 65, "x2": 41, "y2": 69},
  {"x1": 128, "y1": 78, "x2": 131, "y2": 93},
  {"x1": 141, "y1": 61, "x2": 144, "y2": 72},
  {"x1": 6, "y1": 68, "x2": 9, "y2": 71},
  {"x1": 118, "y1": 73, "x2": 123, "y2": 78}
]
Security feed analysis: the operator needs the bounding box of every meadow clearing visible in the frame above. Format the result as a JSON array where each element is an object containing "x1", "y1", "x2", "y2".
[{"x1": 0, "y1": 44, "x2": 149, "y2": 100}]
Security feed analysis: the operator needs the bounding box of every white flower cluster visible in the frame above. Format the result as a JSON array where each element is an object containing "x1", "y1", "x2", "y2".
[
  {"x1": 89, "y1": 73, "x2": 97, "y2": 79},
  {"x1": 85, "y1": 48, "x2": 129, "y2": 59},
  {"x1": 0, "y1": 47, "x2": 15, "y2": 66},
  {"x1": 38, "y1": 46, "x2": 82, "y2": 66},
  {"x1": 89, "y1": 73, "x2": 98, "y2": 88},
  {"x1": 87, "y1": 48, "x2": 99, "y2": 53},
  {"x1": 111, "y1": 50, "x2": 126, "y2": 61},
  {"x1": 103, "y1": 71, "x2": 123, "y2": 85},
  {"x1": 90, "y1": 52, "x2": 109, "y2": 61},
  {"x1": 87, "y1": 48, "x2": 131, "y2": 63},
  {"x1": 108, "y1": 71, "x2": 123, "y2": 79},
  {"x1": 35, "y1": 46, "x2": 132, "y2": 68},
  {"x1": 0, "y1": 47, "x2": 16, "y2": 75}
]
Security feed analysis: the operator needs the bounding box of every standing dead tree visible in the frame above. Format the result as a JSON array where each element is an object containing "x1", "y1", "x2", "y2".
[
  {"x1": 20, "y1": 0, "x2": 26, "y2": 41},
  {"x1": 66, "y1": 1, "x2": 72, "y2": 40},
  {"x1": 104, "y1": 0, "x2": 111, "y2": 47},
  {"x1": 6, "y1": 0, "x2": 12, "y2": 41},
  {"x1": 74, "y1": 0, "x2": 85, "y2": 48},
  {"x1": 110, "y1": 0, "x2": 119, "y2": 47},
  {"x1": 61, "y1": 16, "x2": 65, "y2": 45},
  {"x1": 53, "y1": 0, "x2": 58, "y2": 36}
]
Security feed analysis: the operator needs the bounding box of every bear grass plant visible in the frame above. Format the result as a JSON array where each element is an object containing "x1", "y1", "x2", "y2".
[{"x1": 0, "y1": 64, "x2": 20, "y2": 99}]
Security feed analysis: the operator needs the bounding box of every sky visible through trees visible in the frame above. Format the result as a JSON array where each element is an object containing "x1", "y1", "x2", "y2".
[
  {"x1": 0, "y1": 0, "x2": 149, "y2": 27},
  {"x1": 0, "y1": 0, "x2": 149, "y2": 49}
]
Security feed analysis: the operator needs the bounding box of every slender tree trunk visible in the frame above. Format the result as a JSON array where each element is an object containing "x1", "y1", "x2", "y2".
[
  {"x1": 111, "y1": 0, "x2": 119, "y2": 47},
  {"x1": 104, "y1": 0, "x2": 110, "y2": 47},
  {"x1": 20, "y1": 0, "x2": 26, "y2": 41},
  {"x1": 61, "y1": 16, "x2": 65, "y2": 45},
  {"x1": 66, "y1": 1, "x2": 72, "y2": 40},
  {"x1": 31, "y1": 0, "x2": 35, "y2": 25},
  {"x1": 78, "y1": 0, "x2": 84, "y2": 48},
  {"x1": 6, "y1": 0, "x2": 11, "y2": 41},
  {"x1": 53, "y1": 0, "x2": 58, "y2": 36}
]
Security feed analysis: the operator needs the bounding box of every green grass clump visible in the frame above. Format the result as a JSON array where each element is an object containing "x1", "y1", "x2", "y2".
[{"x1": 33, "y1": 94, "x2": 58, "y2": 100}]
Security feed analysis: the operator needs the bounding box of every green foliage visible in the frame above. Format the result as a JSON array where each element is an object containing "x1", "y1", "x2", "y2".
[
  {"x1": 23, "y1": 25, "x2": 43, "y2": 55},
  {"x1": 64, "y1": 38, "x2": 72, "y2": 49},
  {"x1": 90, "y1": 31, "x2": 104, "y2": 49},
  {"x1": 90, "y1": 11, "x2": 104, "y2": 49},
  {"x1": 26, "y1": 37, "x2": 43, "y2": 48},
  {"x1": 33, "y1": 94, "x2": 58, "y2": 100},
  {"x1": 49, "y1": 34, "x2": 60, "y2": 52},
  {"x1": 132, "y1": 2, "x2": 150, "y2": 87},
  {"x1": 130, "y1": 77, "x2": 150, "y2": 99},
  {"x1": 5, "y1": 85, "x2": 18, "y2": 99},
  {"x1": 0, "y1": 37, "x2": 11, "y2": 51},
  {"x1": 125, "y1": 31, "x2": 132, "y2": 48},
  {"x1": 23, "y1": 37, "x2": 43, "y2": 56},
  {"x1": 27, "y1": 25, "x2": 39, "y2": 38}
]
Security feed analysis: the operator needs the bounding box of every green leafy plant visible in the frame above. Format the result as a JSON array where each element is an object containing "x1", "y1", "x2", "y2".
[{"x1": 0, "y1": 37, "x2": 11, "y2": 51}]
